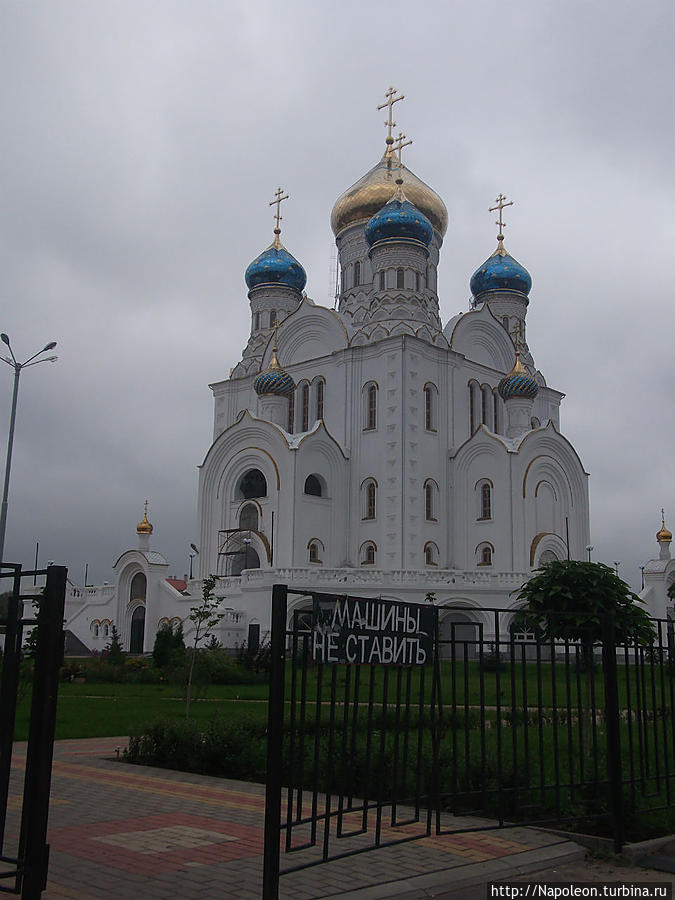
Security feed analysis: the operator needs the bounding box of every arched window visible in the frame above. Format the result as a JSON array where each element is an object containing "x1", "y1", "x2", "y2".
[
  {"x1": 362, "y1": 479, "x2": 377, "y2": 520},
  {"x1": 103, "y1": 622, "x2": 110, "y2": 637},
  {"x1": 304, "y1": 475, "x2": 322, "y2": 497},
  {"x1": 130, "y1": 572, "x2": 146, "y2": 603},
  {"x1": 287, "y1": 391, "x2": 294, "y2": 433},
  {"x1": 379, "y1": 270, "x2": 385, "y2": 290},
  {"x1": 503, "y1": 316, "x2": 509, "y2": 331},
  {"x1": 424, "y1": 480, "x2": 437, "y2": 521},
  {"x1": 531, "y1": 416, "x2": 541, "y2": 429},
  {"x1": 269, "y1": 309, "x2": 277, "y2": 328},
  {"x1": 415, "y1": 271, "x2": 421, "y2": 292},
  {"x1": 360, "y1": 541, "x2": 376, "y2": 565},
  {"x1": 468, "y1": 381, "x2": 479, "y2": 434},
  {"x1": 308, "y1": 539, "x2": 323, "y2": 564},
  {"x1": 254, "y1": 311, "x2": 261, "y2": 331},
  {"x1": 91, "y1": 621, "x2": 100, "y2": 637},
  {"x1": 424, "y1": 542, "x2": 439, "y2": 566},
  {"x1": 230, "y1": 542, "x2": 260, "y2": 576},
  {"x1": 365, "y1": 383, "x2": 377, "y2": 430},
  {"x1": 239, "y1": 503, "x2": 258, "y2": 531},
  {"x1": 476, "y1": 543, "x2": 494, "y2": 567},
  {"x1": 481, "y1": 385, "x2": 490, "y2": 427},
  {"x1": 238, "y1": 468, "x2": 267, "y2": 499},
  {"x1": 301, "y1": 382, "x2": 310, "y2": 431},
  {"x1": 396, "y1": 268, "x2": 404, "y2": 289},
  {"x1": 354, "y1": 261, "x2": 361, "y2": 286},
  {"x1": 493, "y1": 390, "x2": 500, "y2": 435},
  {"x1": 424, "y1": 384, "x2": 437, "y2": 431},
  {"x1": 130, "y1": 606, "x2": 145, "y2": 654},
  {"x1": 479, "y1": 482, "x2": 492, "y2": 520},
  {"x1": 315, "y1": 379, "x2": 324, "y2": 420}
]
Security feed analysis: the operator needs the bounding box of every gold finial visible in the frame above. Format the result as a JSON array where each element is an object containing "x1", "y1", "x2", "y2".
[
  {"x1": 657, "y1": 508, "x2": 672, "y2": 542},
  {"x1": 269, "y1": 318, "x2": 281, "y2": 370},
  {"x1": 377, "y1": 86, "x2": 405, "y2": 157},
  {"x1": 489, "y1": 193, "x2": 514, "y2": 255},
  {"x1": 137, "y1": 500, "x2": 153, "y2": 535},
  {"x1": 392, "y1": 131, "x2": 412, "y2": 166},
  {"x1": 508, "y1": 321, "x2": 527, "y2": 375},
  {"x1": 269, "y1": 187, "x2": 289, "y2": 249}
]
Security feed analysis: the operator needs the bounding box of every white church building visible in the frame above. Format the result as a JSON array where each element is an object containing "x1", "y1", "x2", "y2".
[{"x1": 63, "y1": 96, "x2": 674, "y2": 655}]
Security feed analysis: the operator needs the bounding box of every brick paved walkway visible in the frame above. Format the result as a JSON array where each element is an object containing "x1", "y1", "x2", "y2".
[{"x1": 4, "y1": 738, "x2": 582, "y2": 898}]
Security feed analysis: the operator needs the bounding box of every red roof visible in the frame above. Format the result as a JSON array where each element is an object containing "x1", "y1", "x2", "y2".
[{"x1": 166, "y1": 578, "x2": 187, "y2": 592}]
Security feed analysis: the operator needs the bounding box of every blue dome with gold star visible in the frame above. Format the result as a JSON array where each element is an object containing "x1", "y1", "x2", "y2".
[
  {"x1": 498, "y1": 355, "x2": 539, "y2": 401},
  {"x1": 365, "y1": 190, "x2": 433, "y2": 251},
  {"x1": 470, "y1": 245, "x2": 532, "y2": 300},
  {"x1": 245, "y1": 240, "x2": 306, "y2": 294},
  {"x1": 253, "y1": 349, "x2": 295, "y2": 397}
]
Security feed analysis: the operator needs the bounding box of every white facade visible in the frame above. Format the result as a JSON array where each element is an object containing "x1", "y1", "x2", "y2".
[{"x1": 63, "y1": 143, "x2": 605, "y2": 653}]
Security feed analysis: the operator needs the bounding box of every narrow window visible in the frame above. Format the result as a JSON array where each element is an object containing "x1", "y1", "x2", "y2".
[
  {"x1": 493, "y1": 392, "x2": 499, "y2": 434},
  {"x1": 480, "y1": 483, "x2": 491, "y2": 520},
  {"x1": 425, "y1": 482, "x2": 434, "y2": 521},
  {"x1": 503, "y1": 316, "x2": 509, "y2": 330},
  {"x1": 287, "y1": 391, "x2": 295, "y2": 433},
  {"x1": 269, "y1": 309, "x2": 277, "y2": 328},
  {"x1": 415, "y1": 271, "x2": 421, "y2": 292},
  {"x1": 354, "y1": 261, "x2": 361, "y2": 287},
  {"x1": 481, "y1": 546, "x2": 492, "y2": 566},
  {"x1": 364, "y1": 481, "x2": 376, "y2": 519},
  {"x1": 366, "y1": 384, "x2": 377, "y2": 430},
  {"x1": 481, "y1": 387, "x2": 488, "y2": 425},
  {"x1": 316, "y1": 379, "x2": 324, "y2": 420},
  {"x1": 469, "y1": 383, "x2": 476, "y2": 433},
  {"x1": 424, "y1": 385, "x2": 434, "y2": 431},
  {"x1": 379, "y1": 270, "x2": 385, "y2": 290},
  {"x1": 301, "y1": 383, "x2": 310, "y2": 431},
  {"x1": 361, "y1": 542, "x2": 376, "y2": 565},
  {"x1": 397, "y1": 268, "x2": 404, "y2": 289},
  {"x1": 254, "y1": 311, "x2": 261, "y2": 331},
  {"x1": 425, "y1": 543, "x2": 438, "y2": 566},
  {"x1": 341, "y1": 268, "x2": 345, "y2": 292},
  {"x1": 304, "y1": 475, "x2": 322, "y2": 497}
]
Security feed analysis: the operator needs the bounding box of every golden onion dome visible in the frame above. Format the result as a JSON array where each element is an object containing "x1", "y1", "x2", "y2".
[
  {"x1": 331, "y1": 152, "x2": 448, "y2": 237},
  {"x1": 656, "y1": 512, "x2": 672, "y2": 543},
  {"x1": 137, "y1": 503, "x2": 153, "y2": 535}
]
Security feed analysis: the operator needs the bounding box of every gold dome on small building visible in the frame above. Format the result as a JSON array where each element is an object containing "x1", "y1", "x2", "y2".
[
  {"x1": 656, "y1": 510, "x2": 672, "y2": 543},
  {"x1": 331, "y1": 152, "x2": 448, "y2": 237},
  {"x1": 137, "y1": 501, "x2": 153, "y2": 535}
]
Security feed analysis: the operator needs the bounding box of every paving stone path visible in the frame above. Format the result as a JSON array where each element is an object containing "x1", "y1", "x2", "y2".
[{"x1": 4, "y1": 738, "x2": 582, "y2": 899}]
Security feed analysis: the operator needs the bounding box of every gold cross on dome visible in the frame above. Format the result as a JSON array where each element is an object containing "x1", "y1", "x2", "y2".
[
  {"x1": 393, "y1": 131, "x2": 413, "y2": 166},
  {"x1": 378, "y1": 86, "x2": 405, "y2": 154},
  {"x1": 269, "y1": 187, "x2": 289, "y2": 243},
  {"x1": 144, "y1": 499, "x2": 149, "y2": 518},
  {"x1": 489, "y1": 193, "x2": 514, "y2": 242}
]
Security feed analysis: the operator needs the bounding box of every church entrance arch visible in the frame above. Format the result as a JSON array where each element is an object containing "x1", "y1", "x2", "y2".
[
  {"x1": 130, "y1": 605, "x2": 145, "y2": 654},
  {"x1": 438, "y1": 609, "x2": 480, "y2": 660}
]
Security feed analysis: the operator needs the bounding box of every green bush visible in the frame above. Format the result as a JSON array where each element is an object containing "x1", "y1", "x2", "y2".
[{"x1": 152, "y1": 622, "x2": 185, "y2": 669}]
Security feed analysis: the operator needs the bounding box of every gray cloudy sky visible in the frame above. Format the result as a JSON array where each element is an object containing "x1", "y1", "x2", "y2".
[{"x1": 0, "y1": 0, "x2": 673, "y2": 591}]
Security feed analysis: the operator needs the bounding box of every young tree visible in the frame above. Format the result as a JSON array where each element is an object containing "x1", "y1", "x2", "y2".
[
  {"x1": 513, "y1": 560, "x2": 654, "y2": 757},
  {"x1": 185, "y1": 575, "x2": 224, "y2": 718},
  {"x1": 106, "y1": 625, "x2": 125, "y2": 665}
]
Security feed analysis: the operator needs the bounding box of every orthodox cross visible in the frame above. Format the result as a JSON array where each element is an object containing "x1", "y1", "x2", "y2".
[
  {"x1": 269, "y1": 187, "x2": 289, "y2": 244},
  {"x1": 393, "y1": 131, "x2": 412, "y2": 166},
  {"x1": 489, "y1": 193, "x2": 513, "y2": 245},
  {"x1": 511, "y1": 320, "x2": 522, "y2": 355},
  {"x1": 378, "y1": 86, "x2": 405, "y2": 154}
]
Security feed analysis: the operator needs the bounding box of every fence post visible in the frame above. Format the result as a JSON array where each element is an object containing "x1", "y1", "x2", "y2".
[
  {"x1": 0, "y1": 565, "x2": 22, "y2": 853},
  {"x1": 263, "y1": 584, "x2": 287, "y2": 900},
  {"x1": 20, "y1": 564, "x2": 66, "y2": 898},
  {"x1": 601, "y1": 614, "x2": 624, "y2": 853}
]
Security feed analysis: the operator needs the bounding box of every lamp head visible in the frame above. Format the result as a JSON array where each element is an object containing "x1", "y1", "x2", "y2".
[
  {"x1": 43, "y1": 341, "x2": 57, "y2": 351},
  {"x1": 1, "y1": 334, "x2": 9, "y2": 346}
]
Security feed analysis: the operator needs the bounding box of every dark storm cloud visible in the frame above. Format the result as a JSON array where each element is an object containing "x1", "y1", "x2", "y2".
[{"x1": 0, "y1": 0, "x2": 672, "y2": 589}]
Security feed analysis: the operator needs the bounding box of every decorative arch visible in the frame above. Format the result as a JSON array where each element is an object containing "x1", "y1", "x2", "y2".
[
  {"x1": 304, "y1": 473, "x2": 327, "y2": 497},
  {"x1": 476, "y1": 541, "x2": 494, "y2": 567},
  {"x1": 307, "y1": 538, "x2": 325, "y2": 564},
  {"x1": 130, "y1": 572, "x2": 146, "y2": 604},
  {"x1": 238, "y1": 502, "x2": 259, "y2": 531},
  {"x1": 236, "y1": 468, "x2": 267, "y2": 500},
  {"x1": 424, "y1": 541, "x2": 439, "y2": 566},
  {"x1": 361, "y1": 478, "x2": 377, "y2": 520},
  {"x1": 529, "y1": 532, "x2": 568, "y2": 567}
]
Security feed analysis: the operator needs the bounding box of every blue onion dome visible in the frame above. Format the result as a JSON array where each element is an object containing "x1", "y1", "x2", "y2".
[
  {"x1": 245, "y1": 234, "x2": 306, "y2": 294},
  {"x1": 254, "y1": 348, "x2": 295, "y2": 397},
  {"x1": 498, "y1": 350, "x2": 539, "y2": 401},
  {"x1": 365, "y1": 183, "x2": 433, "y2": 251},
  {"x1": 470, "y1": 238, "x2": 532, "y2": 300}
]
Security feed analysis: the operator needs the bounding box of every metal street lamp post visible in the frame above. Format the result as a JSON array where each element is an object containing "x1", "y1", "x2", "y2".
[
  {"x1": 614, "y1": 561, "x2": 621, "y2": 577},
  {"x1": 585, "y1": 545, "x2": 594, "y2": 562},
  {"x1": 0, "y1": 335, "x2": 58, "y2": 563},
  {"x1": 640, "y1": 565, "x2": 645, "y2": 591}
]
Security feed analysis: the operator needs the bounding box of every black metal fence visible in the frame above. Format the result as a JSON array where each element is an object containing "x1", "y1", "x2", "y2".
[
  {"x1": 0, "y1": 563, "x2": 66, "y2": 898},
  {"x1": 262, "y1": 586, "x2": 675, "y2": 898}
]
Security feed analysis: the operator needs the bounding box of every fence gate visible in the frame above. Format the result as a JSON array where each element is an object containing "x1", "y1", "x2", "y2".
[
  {"x1": 0, "y1": 563, "x2": 66, "y2": 898},
  {"x1": 263, "y1": 585, "x2": 675, "y2": 899}
]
